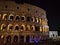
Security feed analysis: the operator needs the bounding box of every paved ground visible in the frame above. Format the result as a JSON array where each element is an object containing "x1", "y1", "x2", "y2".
[{"x1": 0, "y1": 40, "x2": 60, "y2": 45}]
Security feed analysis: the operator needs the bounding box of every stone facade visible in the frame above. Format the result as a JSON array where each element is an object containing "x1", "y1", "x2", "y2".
[
  {"x1": 0, "y1": 0, "x2": 49, "y2": 44},
  {"x1": 49, "y1": 31, "x2": 58, "y2": 38}
]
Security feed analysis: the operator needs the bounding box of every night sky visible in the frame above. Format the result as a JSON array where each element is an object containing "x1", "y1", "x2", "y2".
[{"x1": 14, "y1": 0, "x2": 60, "y2": 31}]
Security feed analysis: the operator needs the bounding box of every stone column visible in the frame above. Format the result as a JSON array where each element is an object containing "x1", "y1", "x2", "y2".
[
  {"x1": 11, "y1": 36, "x2": 13, "y2": 43},
  {"x1": 4, "y1": 36, "x2": 6, "y2": 44}
]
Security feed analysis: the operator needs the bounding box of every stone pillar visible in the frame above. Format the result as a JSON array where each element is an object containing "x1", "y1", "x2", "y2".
[
  {"x1": 4, "y1": 36, "x2": 6, "y2": 44},
  {"x1": 11, "y1": 36, "x2": 13, "y2": 43},
  {"x1": 24, "y1": 35, "x2": 26, "y2": 43}
]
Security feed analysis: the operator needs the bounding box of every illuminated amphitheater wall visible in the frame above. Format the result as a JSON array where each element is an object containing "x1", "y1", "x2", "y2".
[{"x1": 0, "y1": 0, "x2": 49, "y2": 43}]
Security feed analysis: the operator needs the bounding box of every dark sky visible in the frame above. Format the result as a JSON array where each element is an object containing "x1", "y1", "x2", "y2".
[{"x1": 14, "y1": 0, "x2": 60, "y2": 31}]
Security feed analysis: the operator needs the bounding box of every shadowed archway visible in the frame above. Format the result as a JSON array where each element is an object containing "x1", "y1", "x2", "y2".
[
  {"x1": 6, "y1": 35, "x2": 11, "y2": 43},
  {"x1": 13, "y1": 35, "x2": 18, "y2": 43},
  {"x1": 26, "y1": 35, "x2": 30, "y2": 43},
  {"x1": 20, "y1": 35, "x2": 24, "y2": 43}
]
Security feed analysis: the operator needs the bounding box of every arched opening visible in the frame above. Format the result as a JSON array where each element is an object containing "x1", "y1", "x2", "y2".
[
  {"x1": 6, "y1": 35, "x2": 11, "y2": 43},
  {"x1": 35, "y1": 18, "x2": 39, "y2": 23},
  {"x1": 15, "y1": 26, "x2": 19, "y2": 30},
  {"x1": 15, "y1": 15, "x2": 20, "y2": 21},
  {"x1": 26, "y1": 25, "x2": 30, "y2": 31},
  {"x1": 13, "y1": 36, "x2": 18, "y2": 43},
  {"x1": 31, "y1": 17, "x2": 35, "y2": 22},
  {"x1": 14, "y1": 24, "x2": 19, "y2": 30},
  {"x1": 53, "y1": 34, "x2": 54, "y2": 37},
  {"x1": 2, "y1": 14, "x2": 7, "y2": 20},
  {"x1": 21, "y1": 16, "x2": 25, "y2": 21},
  {"x1": 31, "y1": 25, "x2": 35, "y2": 31},
  {"x1": 20, "y1": 24, "x2": 25, "y2": 31},
  {"x1": 35, "y1": 26, "x2": 39, "y2": 31},
  {"x1": 26, "y1": 16, "x2": 30, "y2": 21},
  {"x1": 9, "y1": 14, "x2": 14, "y2": 21},
  {"x1": 7, "y1": 24, "x2": 13, "y2": 30},
  {"x1": 26, "y1": 35, "x2": 30, "y2": 43},
  {"x1": 1, "y1": 24, "x2": 6, "y2": 30},
  {"x1": 20, "y1": 35, "x2": 24, "y2": 43}
]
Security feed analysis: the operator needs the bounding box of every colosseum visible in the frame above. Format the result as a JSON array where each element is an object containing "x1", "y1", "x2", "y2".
[{"x1": 0, "y1": 0, "x2": 49, "y2": 44}]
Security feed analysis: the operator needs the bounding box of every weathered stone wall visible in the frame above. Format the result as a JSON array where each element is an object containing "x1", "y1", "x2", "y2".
[{"x1": 0, "y1": 0, "x2": 49, "y2": 43}]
